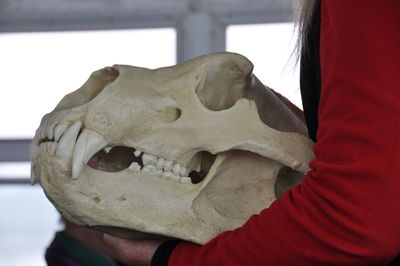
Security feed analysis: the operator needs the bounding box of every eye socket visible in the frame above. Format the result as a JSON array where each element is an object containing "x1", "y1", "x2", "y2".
[{"x1": 159, "y1": 107, "x2": 181, "y2": 123}]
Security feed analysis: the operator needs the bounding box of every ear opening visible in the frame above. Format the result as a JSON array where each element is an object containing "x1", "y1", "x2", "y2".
[{"x1": 55, "y1": 67, "x2": 120, "y2": 110}]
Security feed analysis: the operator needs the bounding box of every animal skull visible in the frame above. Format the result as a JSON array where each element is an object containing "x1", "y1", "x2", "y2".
[{"x1": 31, "y1": 52, "x2": 314, "y2": 244}]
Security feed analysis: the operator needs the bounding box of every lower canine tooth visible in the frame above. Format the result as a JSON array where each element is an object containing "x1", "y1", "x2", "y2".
[{"x1": 134, "y1": 150, "x2": 142, "y2": 157}]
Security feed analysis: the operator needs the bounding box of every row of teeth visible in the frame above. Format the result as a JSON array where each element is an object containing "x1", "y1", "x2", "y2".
[
  {"x1": 32, "y1": 120, "x2": 192, "y2": 183},
  {"x1": 105, "y1": 147, "x2": 191, "y2": 183}
]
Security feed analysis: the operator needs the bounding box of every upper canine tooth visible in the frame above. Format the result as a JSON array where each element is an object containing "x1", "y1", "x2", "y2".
[
  {"x1": 54, "y1": 123, "x2": 69, "y2": 141},
  {"x1": 72, "y1": 129, "x2": 107, "y2": 180},
  {"x1": 142, "y1": 153, "x2": 157, "y2": 165},
  {"x1": 56, "y1": 120, "x2": 82, "y2": 166},
  {"x1": 104, "y1": 147, "x2": 112, "y2": 153}
]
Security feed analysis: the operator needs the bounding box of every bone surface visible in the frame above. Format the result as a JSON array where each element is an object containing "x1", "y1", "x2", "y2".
[{"x1": 31, "y1": 52, "x2": 314, "y2": 244}]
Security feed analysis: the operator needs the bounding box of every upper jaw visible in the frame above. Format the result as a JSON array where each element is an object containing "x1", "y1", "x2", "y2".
[{"x1": 32, "y1": 120, "x2": 208, "y2": 185}]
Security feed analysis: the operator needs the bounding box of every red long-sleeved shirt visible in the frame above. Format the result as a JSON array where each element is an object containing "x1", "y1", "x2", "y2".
[{"x1": 169, "y1": 1, "x2": 400, "y2": 265}]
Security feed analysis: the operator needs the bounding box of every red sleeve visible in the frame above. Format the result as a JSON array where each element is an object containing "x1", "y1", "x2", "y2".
[{"x1": 169, "y1": 1, "x2": 400, "y2": 265}]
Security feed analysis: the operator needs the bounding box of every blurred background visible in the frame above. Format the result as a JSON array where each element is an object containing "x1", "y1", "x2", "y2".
[{"x1": 0, "y1": 0, "x2": 298, "y2": 265}]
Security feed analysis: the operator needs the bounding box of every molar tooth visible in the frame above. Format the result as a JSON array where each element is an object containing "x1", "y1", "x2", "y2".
[
  {"x1": 163, "y1": 160, "x2": 173, "y2": 171},
  {"x1": 134, "y1": 150, "x2": 142, "y2": 157},
  {"x1": 180, "y1": 177, "x2": 191, "y2": 183},
  {"x1": 56, "y1": 120, "x2": 82, "y2": 166},
  {"x1": 54, "y1": 123, "x2": 69, "y2": 142},
  {"x1": 163, "y1": 171, "x2": 180, "y2": 181},
  {"x1": 128, "y1": 162, "x2": 141, "y2": 171},
  {"x1": 142, "y1": 165, "x2": 156, "y2": 173},
  {"x1": 172, "y1": 163, "x2": 181, "y2": 175},
  {"x1": 180, "y1": 167, "x2": 188, "y2": 177},
  {"x1": 72, "y1": 129, "x2": 108, "y2": 180},
  {"x1": 104, "y1": 147, "x2": 112, "y2": 153},
  {"x1": 142, "y1": 153, "x2": 157, "y2": 166},
  {"x1": 156, "y1": 158, "x2": 165, "y2": 170}
]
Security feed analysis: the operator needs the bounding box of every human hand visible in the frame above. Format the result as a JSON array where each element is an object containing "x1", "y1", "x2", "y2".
[{"x1": 103, "y1": 233, "x2": 163, "y2": 266}]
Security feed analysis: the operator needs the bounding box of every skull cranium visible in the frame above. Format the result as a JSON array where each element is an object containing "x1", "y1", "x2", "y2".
[{"x1": 31, "y1": 52, "x2": 314, "y2": 244}]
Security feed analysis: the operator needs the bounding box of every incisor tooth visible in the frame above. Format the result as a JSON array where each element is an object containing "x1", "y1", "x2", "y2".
[
  {"x1": 72, "y1": 129, "x2": 107, "y2": 180},
  {"x1": 49, "y1": 124, "x2": 57, "y2": 140},
  {"x1": 49, "y1": 142, "x2": 57, "y2": 155},
  {"x1": 56, "y1": 120, "x2": 82, "y2": 166},
  {"x1": 54, "y1": 124, "x2": 69, "y2": 142}
]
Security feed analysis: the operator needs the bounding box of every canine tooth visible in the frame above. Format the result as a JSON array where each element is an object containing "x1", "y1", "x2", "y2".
[
  {"x1": 104, "y1": 147, "x2": 112, "y2": 153},
  {"x1": 30, "y1": 164, "x2": 37, "y2": 185},
  {"x1": 72, "y1": 129, "x2": 108, "y2": 180},
  {"x1": 30, "y1": 143, "x2": 40, "y2": 159},
  {"x1": 163, "y1": 171, "x2": 179, "y2": 181},
  {"x1": 163, "y1": 160, "x2": 173, "y2": 171},
  {"x1": 172, "y1": 163, "x2": 181, "y2": 175},
  {"x1": 129, "y1": 162, "x2": 141, "y2": 171},
  {"x1": 54, "y1": 123, "x2": 69, "y2": 141},
  {"x1": 142, "y1": 153, "x2": 157, "y2": 166},
  {"x1": 56, "y1": 120, "x2": 82, "y2": 165},
  {"x1": 180, "y1": 167, "x2": 188, "y2": 177},
  {"x1": 156, "y1": 158, "x2": 165, "y2": 170},
  {"x1": 180, "y1": 177, "x2": 191, "y2": 183},
  {"x1": 134, "y1": 150, "x2": 142, "y2": 157}
]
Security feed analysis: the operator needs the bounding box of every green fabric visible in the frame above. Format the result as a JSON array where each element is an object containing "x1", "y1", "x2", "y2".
[{"x1": 55, "y1": 231, "x2": 119, "y2": 266}]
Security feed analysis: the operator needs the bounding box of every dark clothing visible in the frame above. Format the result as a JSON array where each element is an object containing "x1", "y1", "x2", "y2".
[{"x1": 45, "y1": 231, "x2": 126, "y2": 266}]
